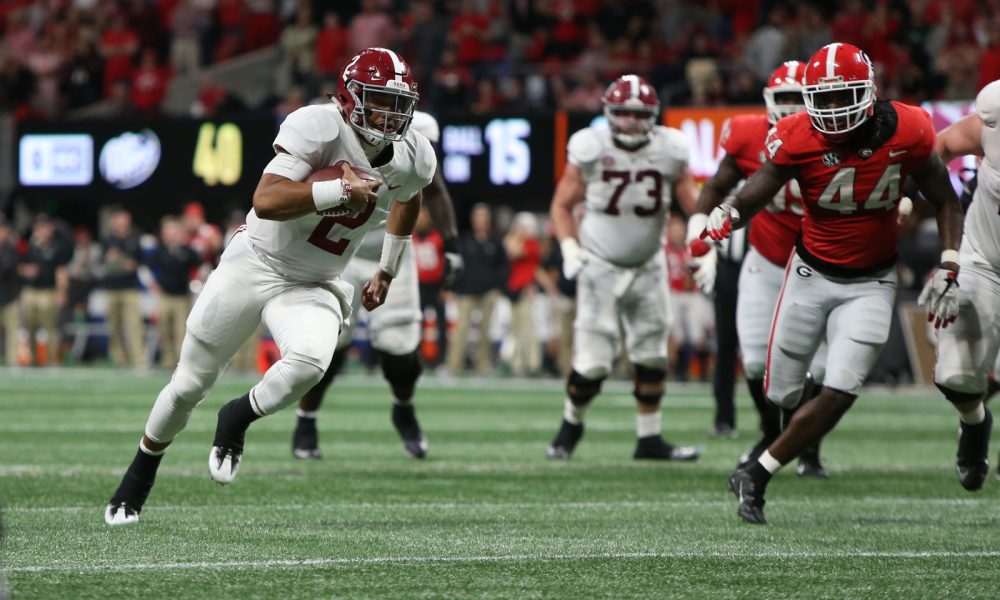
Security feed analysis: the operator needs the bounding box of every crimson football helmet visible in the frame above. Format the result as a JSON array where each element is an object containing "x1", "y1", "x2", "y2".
[
  {"x1": 802, "y1": 43, "x2": 876, "y2": 135},
  {"x1": 603, "y1": 75, "x2": 660, "y2": 147},
  {"x1": 763, "y1": 61, "x2": 805, "y2": 124},
  {"x1": 337, "y1": 47, "x2": 419, "y2": 146}
]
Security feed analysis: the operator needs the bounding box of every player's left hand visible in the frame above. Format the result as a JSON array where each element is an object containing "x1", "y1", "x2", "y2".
[
  {"x1": 442, "y1": 237, "x2": 464, "y2": 290},
  {"x1": 918, "y1": 267, "x2": 960, "y2": 329},
  {"x1": 705, "y1": 205, "x2": 740, "y2": 240},
  {"x1": 687, "y1": 238, "x2": 718, "y2": 295},
  {"x1": 362, "y1": 270, "x2": 393, "y2": 311}
]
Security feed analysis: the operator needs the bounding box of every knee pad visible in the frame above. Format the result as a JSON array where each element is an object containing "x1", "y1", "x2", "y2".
[
  {"x1": 633, "y1": 364, "x2": 666, "y2": 400},
  {"x1": 935, "y1": 382, "x2": 984, "y2": 406},
  {"x1": 743, "y1": 360, "x2": 765, "y2": 381},
  {"x1": 567, "y1": 370, "x2": 604, "y2": 406},
  {"x1": 377, "y1": 350, "x2": 423, "y2": 402}
]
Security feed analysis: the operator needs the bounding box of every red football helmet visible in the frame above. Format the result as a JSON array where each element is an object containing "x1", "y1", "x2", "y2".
[
  {"x1": 603, "y1": 75, "x2": 660, "y2": 147},
  {"x1": 763, "y1": 61, "x2": 805, "y2": 124},
  {"x1": 802, "y1": 43, "x2": 876, "y2": 135},
  {"x1": 337, "y1": 47, "x2": 419, "y2": 146}
]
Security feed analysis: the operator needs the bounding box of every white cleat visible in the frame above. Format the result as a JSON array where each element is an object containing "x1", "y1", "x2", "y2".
[
  {"x1": 104, "y1": 502, "x2": 139, "y2": 526},
  {"x1": 209, "y1": 446, "x2": 242, "y2": 484}
]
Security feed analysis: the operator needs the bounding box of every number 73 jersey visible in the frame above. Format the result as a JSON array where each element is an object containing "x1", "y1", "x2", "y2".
[
  {"x1": 765, "y1": 101, "x2": 935, "y2": 274},
  {"x1": 570, "y1": 125, "x2": 690, "y2": 267}
]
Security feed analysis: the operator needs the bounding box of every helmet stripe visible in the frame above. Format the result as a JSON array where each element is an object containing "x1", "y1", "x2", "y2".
[
  {"x1": 825, "y1": 43, "x2": 840, "y2": 80},
  {"x1": 788, "y1": 61, "x2": 798, "y2": 81},
  {"x1": 625, "y1": 74, "x2": 639, "y2": 99},
  {"x1": 382, "y1": 48, "x2": 405, "y2": 83}
]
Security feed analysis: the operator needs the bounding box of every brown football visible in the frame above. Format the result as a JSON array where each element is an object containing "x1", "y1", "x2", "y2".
[{"x1": 306, "y1": 161, "x2": 382, "y2": 185}]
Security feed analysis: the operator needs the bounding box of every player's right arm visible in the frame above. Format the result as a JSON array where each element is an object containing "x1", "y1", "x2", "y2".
[
  {"x1": 551, "y1": 129, "x2": 596, "y2": 278},
  {"x1": 936, "y1": 113, "x2": 984, "y2": 163}
]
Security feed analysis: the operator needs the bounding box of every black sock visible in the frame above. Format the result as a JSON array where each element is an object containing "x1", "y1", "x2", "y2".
[
  {"x1": 214, "y1": 393, "x2": 262, "y2": 450},
  {"x1": 747, "y1": 378, "x2": 781, "y2": 441},
  {"x1": 748, "y1": 460, "x2": 773, "y2": 492},
  {"x1": 110, "y1": 448, "x2": 164, "y2": 510}
]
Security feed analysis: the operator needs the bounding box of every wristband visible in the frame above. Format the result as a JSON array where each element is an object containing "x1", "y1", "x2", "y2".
[
  {"x1": 941, "y1": 249, "x2": 960, "y2": 266},
  {"x1": 686, "y1": 213, "x2": 708, "y2": 244},
  {"x1": 379, "y1": 233, "x2": 411, "y2": 277},
  {"x1": 312, "y1": 179, "x2": 351, "y2": 212}
]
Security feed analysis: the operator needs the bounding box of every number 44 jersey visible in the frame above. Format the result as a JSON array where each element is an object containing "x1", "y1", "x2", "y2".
[
  {"x1": 571, "y1": 125, "x2": 690, "y2": 267},
  {"x1": 246, "y1": 103, "x2": 436, "y2": 282}
]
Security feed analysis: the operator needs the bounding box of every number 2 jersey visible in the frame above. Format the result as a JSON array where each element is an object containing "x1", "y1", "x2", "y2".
[
  {"x1": 247, "y1": 103, "x2": 436, "y2": 282},
  {"x1": 765, "y1": 101, "x2": 935, "y2": 276},
  {"x1": 569, "y1": 125, "x2": 690, "y2": 267},
  {"x1": 721, "y1": 114, "x2": 804, "y2": 266},
  {"x1": 967, "y1": 80, "x2": 1000, "y2": 269}
]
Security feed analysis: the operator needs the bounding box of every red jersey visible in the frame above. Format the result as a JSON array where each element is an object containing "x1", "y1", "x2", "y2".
[
  {"x1": 414, "y1": 229, "x2": 444, "y2": 285},
  {"x1": 665, "y1": 244, "x2": 691, "y2": 293},
  {"x1": 765, "y1": 101, "x2": 935, "y2": 275},
  {"x1": 721, "y1": 114, "x2": 803, "y2": 266},
  {"x1": 507, "y1": 237, "x2": 541, "y2": 293}
]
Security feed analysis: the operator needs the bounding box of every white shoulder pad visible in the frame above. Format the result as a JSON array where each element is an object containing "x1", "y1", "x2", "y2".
[
  {"x1": 412, "y1": 131, "x2": 438, "y2": 189},
  {"x1": 975, "y1": 80, "x2": 1000, "y2": 129},
  {"x1": 657, "y1": 126, "x2": 690, "y2": 165},
  {"x1": 567, "y1": 128, "x2": 603, "y2": 167},
  {"x1": 273, "y1": 105, "x2": 341, "y2": 167},
  {"x1": 410, "y1": 111, "x2": 440, "y2": 144}
]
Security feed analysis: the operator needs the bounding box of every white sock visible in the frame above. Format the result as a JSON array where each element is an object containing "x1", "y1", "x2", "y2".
[
  {"x1": 139, "y1": 439, "x2": 166, "y2": 456},
  {"x1": 636, "y1": 411, "x2": 662, "y2": 438},
  {"x1": 563, "y1": 398, "x2": 587, "y2": 425},
  {"x1": 296, "y1": 409, "x2": 318, "y2": 419},
  {"x1": 960, "y1": 403, "x2": 986, "y2": 425},
  {"x1": 758, "y1": 450, "x2": 783, "y2": 474}
]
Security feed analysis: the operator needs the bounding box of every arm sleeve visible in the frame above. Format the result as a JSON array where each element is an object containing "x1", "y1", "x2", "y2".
[{"x1": 764, "y1": 124, "x2": 795, "y2": 167}]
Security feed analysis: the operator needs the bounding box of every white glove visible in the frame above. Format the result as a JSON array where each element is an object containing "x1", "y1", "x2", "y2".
[
  {"x1": 705, "y1": 205, "x2": 740, "y2": 241},
  {"x1": 560, "y1": 237, "x2": 585, "y2": 280},
  {"x1": 917, "y1": 267, "x2": 960, "y2": 329},
  {"x1": 687, "y1": 238, "x2": 718, "y2": 295},
  {"x1": 897, "y1": 196, "x2": 913, "y2": 225}
]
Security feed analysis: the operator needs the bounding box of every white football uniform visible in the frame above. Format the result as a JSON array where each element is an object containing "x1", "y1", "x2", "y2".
[
  {"x1": 569, "y1": 125, "x2": 689, "y2": 378},
  {"x1": 334, "y1": 110, "x2": 440, "y2": 355},
  {"x1": 145, "y1": 103, "x2": 435, "y2": 443},
  {"x1": 934, "y1": 81, "x2": 1000, "y2": 394}
]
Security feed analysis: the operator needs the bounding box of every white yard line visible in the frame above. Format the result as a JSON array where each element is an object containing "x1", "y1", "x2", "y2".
[{"x1": 9, "y1": 550, "x2": 1000, "y2": 574}]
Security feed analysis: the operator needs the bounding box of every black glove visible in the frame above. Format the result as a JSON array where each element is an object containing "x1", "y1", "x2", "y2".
[{"x1": 442, "y1": 237, "x2": 464, "y2": 289}]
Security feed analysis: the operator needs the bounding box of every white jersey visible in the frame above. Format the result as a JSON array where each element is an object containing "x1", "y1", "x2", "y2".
[
  {"x1": 355, "y1": 110, "x2": 440, "y2": 261},
  {"x1": 969, "y1": 81, "x2": 1000, "y2": 269},
  {"x1": 246, "y1": 103, "x2": 436, "y2": 281},
  {"x1": 571, "y1": 125, "x2": 689, "y2": 267}
]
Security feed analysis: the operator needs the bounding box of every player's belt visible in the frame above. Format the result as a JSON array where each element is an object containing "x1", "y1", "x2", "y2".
[{"x1": 795, "y1": 237, "x2": 896, "y2": 279}]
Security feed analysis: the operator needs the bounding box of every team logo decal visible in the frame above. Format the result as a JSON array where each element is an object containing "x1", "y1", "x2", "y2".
[
  {"x1": 602, "y1": 156, "x2": 615, "y2": 166},
  {"x1": 795, "y1": 265, "x2": 813, "y2": 278},
  {"x1": 822, "y1": 152, "x2": 840, "y2": 167},
  {"x1": 858, "y1": 148, "x2": 873, "y2": 158}
]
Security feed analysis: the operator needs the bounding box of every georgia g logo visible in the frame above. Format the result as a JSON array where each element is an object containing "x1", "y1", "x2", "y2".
[{"x1": 796, "y1": 265, "x2": 813, "y2": 278}]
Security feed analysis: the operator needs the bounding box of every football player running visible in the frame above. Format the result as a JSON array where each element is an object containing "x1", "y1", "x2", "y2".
[
  {"x1": 927, "y1": 79, "x2": 1000, "y2": 491},
  {"x1": 705, "y1": 43, "x2": 964, "y2": 524},
  {"x1": 688, "y1": 61, "x2": 830, "y2": 478},
  {"x1": 290, "y1": 109, "x2": 460, "y2": 461},
  {"x1": 104, "y1": 48, "x2": 436, "y2": 525},
  {"x1": 546, "y1": 74, "x2": 702, "y2": 461}
]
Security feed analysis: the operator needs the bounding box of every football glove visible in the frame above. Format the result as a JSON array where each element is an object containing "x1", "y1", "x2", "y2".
[
  {"x1": 687, "y1": 238, "x2": 717, "y2": 295},
  {"x1": 705, "y1": 205, "x2": 740, "y2": 241},
  {"x1": 442, "y1": 237, "x2": 464, "y2": 289},
  {"x1": 560, "y1": 237, "x2": 585, "y2": 280},
  {"x1": 918, "y1": 267, "x2": 960, "y2": 329}
]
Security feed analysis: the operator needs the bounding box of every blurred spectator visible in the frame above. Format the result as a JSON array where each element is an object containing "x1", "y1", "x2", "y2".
[
  {"x1": 19, "y1": 216, "x2": 71, "y2": 366},
  {"x1": 559, "y1": 71, "x2": 605, "y2": 112},
  {"x1": 169, "y1": 0, "x2": 206, "y2": 76},
  {"x1": 0, "y1": 50, "x2": 36, "y2": 117},
  {"x1": 470, "y1": 78, "x2": 504, "y2": 114},
  {"x1": 62, "y1": 33, "x2": 104, "y2": 110},
  {"x1": 100, "y1": 206, "x2": 145, "y2": 368},
  {"x1": 276, "y1": 4, "x2": 316, "y2": 92},
  {"x1": 445, "y1": 204, "x2": 507, "y2": 376},
  {"x1": 104, "y1": 79, "x2": 137, "y2": 118},
  {"x1": 349, "y1": 0, "x2": 394, "y2": 55},
  {"x1": 0, "y1": 218, "x2": 21, "y2": 366},
  {"x1": 787, "y1": 2, "x2": 832, "y2": 61},
  {"x1": 742, "y1": 5, "x2": 789, "y2": 82},
  {"x1": 181, "y1": 201, "x2": 223, "y2": 279},
  {"x1": 274, "y1": 85, "x2": 306, "y2": 119},
  {"x1": 314, "y1": 12, "x2": 347, "y2": 81},
  {"x1": 214, "y1": 0, "x2": 246, "y2": 62},
  {"x1": 189, "y1": 74, "x2": 230, "y2": 117},
  {"x1": 448, "y1": 0, "x2": 490, "y2": 65},
  {"x1": 64, "y1": 225, "x2": 102, "y2": 360},
  {"x1": 430, "y1": 47, "x2": 474, "y2": 111},
  {"x1": 503, "y1": 212, "x2": 544, "y2": 376},
  {"x1": 413, "y1": 207, "x2": 448, "y2": 366},
  {"x1": 24, "y1": 29, "x2": 66, "y2": 116},
  {"x1": 402, "y1": 0, "x2": 448, "y2": 83},
  {"x1": 150, "y1": 216, "x2": 200, "y2": 368},
  {"x1": 243, "y1": 0, "x2": 280, "y2": 51},
  {"x1": 99, "y1": 11, "x2": 139, "y2": 97},
  {"x1": 131, "y1": 48, "x2": 171, "y2": 115}
]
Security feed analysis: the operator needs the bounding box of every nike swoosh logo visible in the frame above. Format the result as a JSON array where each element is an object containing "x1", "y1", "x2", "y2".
[
  {"x1": 388, "y1": 183, "x2": 402, "y2": 190},
  {"x1": 889, "y1": 150, "x2": 907, "y2": 157},
  {"x1": 877, "y1": 280, "x2": 894, "y2": 285}
]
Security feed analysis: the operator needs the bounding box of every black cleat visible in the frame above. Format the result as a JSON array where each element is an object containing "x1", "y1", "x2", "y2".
[
  {"x1": 392, "y1": 403, "x2": 428, "y2": 459},
  {"x1": 796, "y1": 446, "x2": 828, "y2": 479},
  {"x1": 633, "y1": 435, "x2": 702, "y2": 461},
  {"x1": 210, "y1": 395, "x2": 258, "y2": 484},
  {"x1": 736, "y1": 437, "x2": 773, "y2": 470},
  {"x1": 292, "y1": 417, "x2": 322, "y2": 460},
  {"x1": 728, "y1": 469, "x2": 767, "y2": 525},
  {"x1": 956, "y1": 409, "x2": 992, "y2": 491},
  {"x1": 546, "y1": 419, "x2": 584, "y2": 460}
]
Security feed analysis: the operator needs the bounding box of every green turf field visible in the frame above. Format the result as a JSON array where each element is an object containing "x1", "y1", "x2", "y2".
[{"x1": 2, "y1": 368, "x2": 999, "y2": 599}]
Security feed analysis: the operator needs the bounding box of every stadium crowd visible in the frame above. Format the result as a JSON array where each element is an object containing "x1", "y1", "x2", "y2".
[{"x1": 1, "y1": 0, "x2": 999, "y2": 119}]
